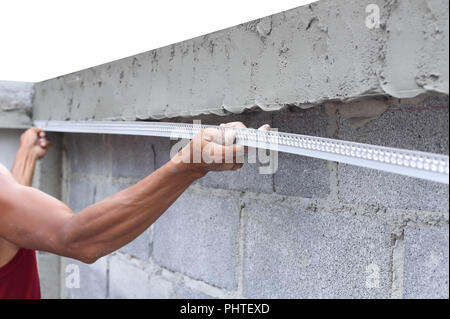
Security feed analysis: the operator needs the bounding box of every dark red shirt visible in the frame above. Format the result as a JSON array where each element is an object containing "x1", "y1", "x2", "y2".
[{"x1": 0, "y1": 248, "x2": 41, "y2": 299}]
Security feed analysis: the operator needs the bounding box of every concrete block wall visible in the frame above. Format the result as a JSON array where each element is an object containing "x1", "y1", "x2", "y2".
[
  {"x1": 57, "y1": 94, "x2": 449, "y2": 299},
  {"x1": 0, "y1": 128, "x2": 22, "y2": 169}
]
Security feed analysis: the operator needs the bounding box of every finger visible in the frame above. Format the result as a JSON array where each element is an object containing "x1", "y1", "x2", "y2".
[
  {"x1": 222, "y1": 122, "x2": 246, "y2": 145},
  {"x1": 205, "y1": 126, "x2": 228, "y2": 145},
  {"x1": 258, "y1": 124, "x2": 271, "y2": 131},
  {"x1": 210, "y1": 144, "x2": 245, "y2": 163},
  {"x1": 39, "y1": 138, "x2": 48, "y2": 148},
  {"x1": 223, "y1": 127, "x2": 237, "y2": 145},
  {"x1": 201, "y1": 128, "x2": 221, "y2": 142},
  {"x1": 39, "y1": 131, "x2": 46, "y2": 138},
  {"x1": 222, "y1": 121, "x2": 247, "y2": 129},
  {"x1": 31, "y1": 127, "x2": 42, "y2": 134}
]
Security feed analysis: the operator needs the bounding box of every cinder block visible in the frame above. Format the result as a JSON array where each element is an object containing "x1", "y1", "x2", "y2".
[
  {"x1": 153, "y1": 190, "x2": 240, "y2": 290},
  {"x1": 403, "y1": 224, "x2": 449, "y2": 299},
  {"x1": 63, "y1": 256, "x2": 108, "y2": 299},
  {"x1": 273, "y1": 107, "x2": 331, "y2": 198},
  {"x1": 109, "y1": 255, "x2": 175, "y2": 298},
  {"x1": 199, "y1": 156, "x2": 274, "y2": 194},
  {"x1": 111, "y1": 135, "x2": 155, "y2": 179},
  {"x1": 37, "y1": 252, "x2": 60, "y2": 299},
  {"x1": 243, "y1": 200, "x2": 391, "y2": 298},
  {"x1": 0, "y1": 129, "x2": 22, "y2": 169},
  {"x1": 94, "y1": 179, "x2": 151, "y2": 260},
  {"x1": 338, "y1": 165, "x2": 449, "y2": 212},
  {"x1": 108, "y1": 255, "x2": 150, "y2": 298},
  {"x1": 65, "y1": 133, "x2": 111, "y2": 176},
  {"x1": 147, "y1": 276, "x2": 175, "y2": 299},
  {"x1": 67, "y1": 177, "x2": 96, "y2": 212},
  {"x1": 337, "y1": 96, "x2": 449, "y2": 212},
  {"x1": 152, "y1": 137, "x2": 172, "y2": 169},
  {"x1": 174, "y1": 284, "x2": 214, "y2": 299}
]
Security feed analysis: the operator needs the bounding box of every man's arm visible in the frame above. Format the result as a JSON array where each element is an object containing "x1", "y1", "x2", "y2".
[
  {"x1": 11, "y1": 128, "x2": 49, "y2": 186},
  {"x1": 0, "y1": 123, "x2": 260, "y2": 264},
  {"x1": 0, "y1": 128, "x2": 50, "y2": 266}
]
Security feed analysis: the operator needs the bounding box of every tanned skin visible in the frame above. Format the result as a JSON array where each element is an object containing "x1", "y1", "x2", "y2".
[
  {"x1": 0, "y1": 122, "x2": 269, "y2": 265},
  {"x1": 0, "y1": 128, "x2": 50, "y2": 267}
]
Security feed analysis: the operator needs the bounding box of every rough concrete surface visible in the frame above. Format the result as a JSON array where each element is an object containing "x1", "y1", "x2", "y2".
[
  {"x1": 111, "y1": 134, "x2": 155, "y2": 179},
  {"x1": 0, "y1": 81, "x2": 33, "y2": 128},
  {"x1": 67, "y1": 176, "x2": 96, "y2": 212},
  {"x1": 0, "y1": 129, "x2": 22, "y2": 169},
  {"x1": 37, "y1": 252, "x2": 60, "y2": 299},
  {"x1": 403, "y1": 224, "x2": 449, "y2": 298},
  {"x1": 337, "y1": 95, "x2": 449, "y2": 212},
  {"x1": 243, "y1": 199, "x2": 392, "y2": 298},
  {"x1": 109, "y1": 255, "x2": 156, "y2": 298},
  {"x1": 33, "y1": 0, "x2": 449, "y2": 121},
  {"x1": 63, "y1": 257, "x2": 108, "y2": 299},
  {"x1": 273, "y1": 106, "x2": 331, "y2": 198},
  {"x1": 66, "y1": 133, "x2": 112, "y2": 176},
  {"x1": 153, "y1": 189, "x2": 240, "y2": 290}
]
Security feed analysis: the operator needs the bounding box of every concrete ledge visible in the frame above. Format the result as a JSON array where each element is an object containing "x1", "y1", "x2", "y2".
[
  {"x1": 33, "y1": 0, "x2": 449, "y2": 121},
  {"x1": 0, "y1": 81, "x2": 33, "y2": 128}
]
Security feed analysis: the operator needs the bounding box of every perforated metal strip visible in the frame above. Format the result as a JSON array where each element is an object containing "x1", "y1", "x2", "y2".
[{"x1": 34, "y1": 120, "x2": 449, "y2": 184}]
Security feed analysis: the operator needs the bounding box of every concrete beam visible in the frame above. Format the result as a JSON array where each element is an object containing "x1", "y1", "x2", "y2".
[
  {"x1": 33, "y1": 0, "x2": 449, "y2": 121},
  {"x1": 0, "y1": 81, "x2": 33, "y2": 128}
]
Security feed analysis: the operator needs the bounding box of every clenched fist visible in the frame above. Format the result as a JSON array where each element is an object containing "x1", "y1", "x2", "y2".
[{"x1": 20, "y1": 128, "x2": 50, "y2": 159}]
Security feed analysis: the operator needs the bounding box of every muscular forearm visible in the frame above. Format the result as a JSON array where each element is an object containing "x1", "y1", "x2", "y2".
[
  {"x1": 1, "y1": 124, "x2": 254, "y2": 264},
  {"x1": 62, "y1": 156, "x2": 204, "y2": 263},
  {"x1": 11, "y1": 147, "x2": 38, "y2": 186}
]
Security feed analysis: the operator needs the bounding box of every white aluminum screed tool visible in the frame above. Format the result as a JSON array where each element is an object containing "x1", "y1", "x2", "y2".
[{"x1": 34, "y1": 120, "x2": 449, "y2": 185}]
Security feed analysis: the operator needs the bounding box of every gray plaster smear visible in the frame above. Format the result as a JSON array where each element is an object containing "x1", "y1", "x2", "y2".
[
  {"x1": 0, "y1": 81, "x2": 33, "y2": 128},
  {"x1": 33, "y1": 0, "x2": 449, "y2": 121}
]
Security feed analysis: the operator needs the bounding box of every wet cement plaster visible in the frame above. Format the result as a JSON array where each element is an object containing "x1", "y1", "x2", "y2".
[
  {"x1": 0, "y1": 81, "x2": 34, "y2": 128},
  {"x1": 32, "y1": 0, "x2": 449, "y2": 121}
]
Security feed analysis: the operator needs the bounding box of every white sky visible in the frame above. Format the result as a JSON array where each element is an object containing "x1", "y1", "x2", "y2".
[{"x1": 0, "y1": 0, "x2": 315, "y2": 82}]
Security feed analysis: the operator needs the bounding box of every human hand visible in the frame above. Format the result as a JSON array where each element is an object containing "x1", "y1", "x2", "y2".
[
  {"x1": 19, "y1": 128, "x2": 50, "y2": 159},
  {"x1": 174, "y1": 121, "x2": 270, "y2": 175}
]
